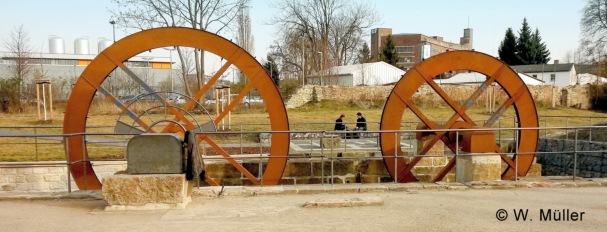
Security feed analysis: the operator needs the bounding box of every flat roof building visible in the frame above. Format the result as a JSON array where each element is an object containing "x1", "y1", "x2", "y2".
[{"x1": 370, "y1": 28, "x2": 473, "y2": 71}]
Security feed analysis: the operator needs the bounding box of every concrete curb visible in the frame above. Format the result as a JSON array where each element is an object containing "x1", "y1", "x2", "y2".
[{"x1": 2, "y1": 176, "x2": 607, "y2": 200}]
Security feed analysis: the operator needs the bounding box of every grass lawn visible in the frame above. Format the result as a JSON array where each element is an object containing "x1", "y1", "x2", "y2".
[{"x1": 0, "y1": 102, "x2": 606, "y2": 162}]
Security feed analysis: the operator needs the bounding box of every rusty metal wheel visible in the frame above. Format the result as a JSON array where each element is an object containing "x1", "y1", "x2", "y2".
[
  {"x1": 380, "y1": 51, "x2": 539, "y2": 183},
  {"x1": 63, "y1": 27, "x2": 289, "y2": 190}
]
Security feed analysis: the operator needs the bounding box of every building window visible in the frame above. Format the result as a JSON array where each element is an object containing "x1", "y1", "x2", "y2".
[
  {"x1": 532, "y1": 75, "x2": 537, "y2": 78},
  {"x1": 77, "y1": 60, "x2": 92, "y2": 66},
  {"x1": 398, "y1": 56, "x2": 414, "y2": 63},
  {"x1": 152, "y1": 62, "x2": 171, "y2": 69},
  {"x1": 396, "y1": 46, "x2": 414, "y2": 53},
  {"x1": 551, "y1": 74, "x2": 556, "y2": 82}
]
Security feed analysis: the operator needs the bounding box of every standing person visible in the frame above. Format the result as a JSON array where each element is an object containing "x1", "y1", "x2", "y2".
[{"x1": 334, "y1": 114, "x2": 346, "y2": 131}]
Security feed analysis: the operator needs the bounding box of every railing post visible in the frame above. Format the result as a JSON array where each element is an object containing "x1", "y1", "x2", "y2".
[
  {"x1": 566, "y1": 117, "x2": 569, "y2": 140},
  {"x1": 82, "y1": 135, "x2": 87, "y2": 190},
  {"x1": 34, "y1": 127, "x2": 38, "y2": 161},
  {"x1": 66, "y1": 137, "x2": 71, "y2": 193},
  {"x1": 240, "y1": 125, "x2": 243, "y2": 155},
  {"x1": 589, "y1": 118, "x2": 593, "y2": 142},
  {"x1": 321, "y1": 131, "x2": 325, "y2": 185},
  {"x1": 498, "y1": 120, "x2": 501, "y2": 146},
  {"x1": 394, "y1": 132, "x2": 397, "y2": 184},
  {"x1": 544, "y1": 116, "x2": 548, "y2": 138},
  {"x1": 574, "y1": 128, "x2": 578, "y2": 182},
  {"x1": 515, "y1": 128, "x2": 518, "y2": 182},
  {"x1": 331, "y1": 132, "x2": 334, "y2": 185},
  {"x1": 259, "y1": 133, "x2": 263, "y2": 185}
]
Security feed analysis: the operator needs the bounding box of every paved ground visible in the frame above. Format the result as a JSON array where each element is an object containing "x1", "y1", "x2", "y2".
[{"x1": 1, "y1": 187, "x2": 606, "y2": 231}]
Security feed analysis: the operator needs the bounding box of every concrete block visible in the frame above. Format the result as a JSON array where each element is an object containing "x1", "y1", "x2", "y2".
[
  {"x1": 350, "y1": 197, "x2": 384, "y2": 206},
  {"x1": 102, "y1": 174, "x2": 191, "y2": 210},
  {"x1": 456, "y1": 155, "x2": 501, "y2": 183},
  {"x1": 321, "y1": 135, "x2": 341, "y2": 149},
  {"x1": 304, "y1": 199, "x2": 351, "y2": 208},
  {"x1": 527, "y1": 163, "x2": 542, "y2": 177}
]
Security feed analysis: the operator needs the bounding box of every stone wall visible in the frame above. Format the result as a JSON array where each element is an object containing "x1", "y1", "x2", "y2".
[
  {"x1": 285, "y1": 84, "x2": 592, "y2": 109},
  {"x1": 0, "y1": 161, "x2": 126, "y2": 192},
  {"x1": 536, "y1": 138, "x2": 607, "y2": 178}
]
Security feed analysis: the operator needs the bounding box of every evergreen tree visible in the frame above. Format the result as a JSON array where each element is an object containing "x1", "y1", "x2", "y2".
[
  {"x1": 532, "y1": 28, "x2": 551, "y2": 64},
  {"x1": 381, "y1": 35, "x2": 398, "y2": 66},
  {"x1": 515, "y1": 18, "x2": 535, "y2": 65},
  {"x1": 358, "y1": 42, "x2": 372, "y2": 64},
  {"x1": 263, "y1": 55, "x2": 280, "y2": 86},
  {"x1": 498, "y1": 28, "x2": 518, "y2": 65}
]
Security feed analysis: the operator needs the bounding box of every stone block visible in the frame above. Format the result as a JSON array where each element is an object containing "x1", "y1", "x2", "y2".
[
  {"x1": 31, "y1": 182, "x2": 50, "y2": 191},
  {"x1": 17, "y1": 168, "x2": 33, "y2": 175},
  {"x1": 0, "y1": 175, "x2": 8, "y2": 183},
  {"x1": 321, "y1": 135, "x2": 341, "y2": 149},
  {"x1": 48, "y1": 167, "x2": 67, "y2": 174},
  {"x1": 102, "y1": 174, "x2": 190, "y2": 210},
  {"x1": 1, "y1": 169, "x2": 17, "y2": 175},
  {"x1": 49, "y1": 182, "x2": 67, "y2": 190},
  {"x1": 32, "y1": 168, "x2": 48, "y2": 174},
  {"x1": 44, "y1": 175, "x2": 61, "y2": 182},
  {"x1": 456, "y1": 155, "x2": 501, "y2": 183},
  {"x1": 341, "y1": 152, "x2": 372, "y2": 158},
  {"x1": 26, "y1": 175, "x2": 44, "y2": 183},
  {"x1": 16, "y1": 183, "x2": 32, "y2": 191},
  {"x1": 350, "y1": 197, "x2": 384, "y2": 207},
  {"x1": 283, "y1": 162, "x2": 311, "y2": 177},
  {"x1": 2, "y1": 184, "x2": 16, "y2": 191},
  {"x1": 13, "y1": 175, "x2": 26, "y2": 183},
  {"x1": 527, "y1": 163, "x2": 542, "y2": 177}
]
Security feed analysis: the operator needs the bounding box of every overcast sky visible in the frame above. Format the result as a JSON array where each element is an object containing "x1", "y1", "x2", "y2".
[{"x1": 0, "y1": 0, "x2": 587, "y2": 71}]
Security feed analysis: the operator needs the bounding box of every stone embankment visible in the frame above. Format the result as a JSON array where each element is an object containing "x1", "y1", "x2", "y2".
[
  {"x1": 285, "y1": 84, "x2": 592, "y2": 109},
  {"x1": 537, "y1": 138, "x2": 607, "y2": 178}
]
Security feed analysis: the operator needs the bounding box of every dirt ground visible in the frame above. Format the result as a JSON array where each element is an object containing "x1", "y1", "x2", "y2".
[{"x1": 1, "y1": 187, "x2": 606, "y2": 231}]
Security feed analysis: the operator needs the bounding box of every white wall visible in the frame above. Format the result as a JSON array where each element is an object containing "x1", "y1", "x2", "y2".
[
  {"x1": 352, "y1": 63, "x2": 405, "y2": 86},
  {"x1": 527, "y1": 71, "x2": 572, "y2": 86}
]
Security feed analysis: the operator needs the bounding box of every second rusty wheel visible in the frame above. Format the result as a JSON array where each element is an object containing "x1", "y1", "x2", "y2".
[{"x1": 380, "y1": 51, "x2": 539, "y2": 183}]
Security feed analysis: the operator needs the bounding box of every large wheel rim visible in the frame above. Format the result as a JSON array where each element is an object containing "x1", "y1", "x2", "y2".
[
  {"x1": 380, "y1": 51, "x2": 539, "y2": 182},
  {"x1": 63, "y1": 27, "x2": 290, "y2": 190}
]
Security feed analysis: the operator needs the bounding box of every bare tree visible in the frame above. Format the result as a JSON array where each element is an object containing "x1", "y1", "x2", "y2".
[
  {"x1": 1, "y1": 24, "x2": 34, "y2": 111},
  {"x1": 581, "y1": 0, "x2": 607, "y2": 51},
  {"x1": 110, "y1": 0, "x2": 248, "y2": 96},
  {"x1": 268, "y1": 0, "x2": 380, "y2": 81},
  {"x1": 234, "y1": 4, "x2": 254, "y2": 83}
]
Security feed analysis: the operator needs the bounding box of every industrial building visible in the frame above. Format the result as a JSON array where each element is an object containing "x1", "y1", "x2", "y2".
[
  {"x1": 0, "y1": 36, "x2": 175, "y2": 99},
  {"x1": 370, "y1": 28, "x2": 473, "y2": 70},
  {"x1": 306, "y1": 61, "x2": 405, "y2": 86}
]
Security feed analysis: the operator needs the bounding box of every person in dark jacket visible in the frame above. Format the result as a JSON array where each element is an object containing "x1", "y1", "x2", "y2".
[
  {"x1": 354, "y1": 112, "x2": 367, "y2": 139},
  {"x1": 334, "y1": 114, "x2": 346, "y2": 131},
  {"x1": 355, "y1": 112, "x2": 367, "y2": 131}
]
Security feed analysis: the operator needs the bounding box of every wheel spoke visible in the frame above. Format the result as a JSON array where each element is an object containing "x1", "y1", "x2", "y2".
[
  {"x1": 80, "y1": 74, "x2": 155, "y2": 132},
  {"x1": 432, "y1": 157, "x2": 456, "y2": 182},
  {"x1": 101, "y1": 51, "x2": 198, "y2": 130},
  {"x1": 214, "y1": 70, "x2": 263, "y2": 125},
  {"x1": 200, "y1": 135, "x2": 261, "y2": 185},
  {"x1": 162, "y1": 50, "x2": 243, "y2": 133},
  {"x1": 483, "y1": 85, "x2": 526, "y2": 127}
]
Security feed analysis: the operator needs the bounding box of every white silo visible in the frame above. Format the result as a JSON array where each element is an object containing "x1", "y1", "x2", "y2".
[
  {"x1": 74, "y1": 37, "x2": 90, "y2": 55},
  {"x1": 97, "y1": 38, "x2": 113, "y2": 53},
  {"x1": 48, "y1": 36, "x2": 65, "y2": 54}
]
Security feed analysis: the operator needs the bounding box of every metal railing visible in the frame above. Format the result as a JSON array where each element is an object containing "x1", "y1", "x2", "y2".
[{"x1": 0, "y1": 124, "x2": 606, "y2": 191}]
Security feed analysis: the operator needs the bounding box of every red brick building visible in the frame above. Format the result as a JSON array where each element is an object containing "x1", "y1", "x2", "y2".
[{"x1": 371, "y1": 28, "x2": 473, "y2": 70}]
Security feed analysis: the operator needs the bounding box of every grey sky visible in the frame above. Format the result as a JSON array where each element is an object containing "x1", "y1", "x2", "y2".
[{"x1": 0, "y1": 0, "x2": 586, "y2": 69}]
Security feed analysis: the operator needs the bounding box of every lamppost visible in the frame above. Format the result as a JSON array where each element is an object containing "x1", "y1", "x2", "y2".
[
  {"x1": 109, "y1": 20, "x2": 116, "y2": 42},
  {"x1": 162, "y1": 47, "x2": 176, "y2": 92},
  {"x1": 317, "y1": 51, "x2": 323, "y2": 85}
]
